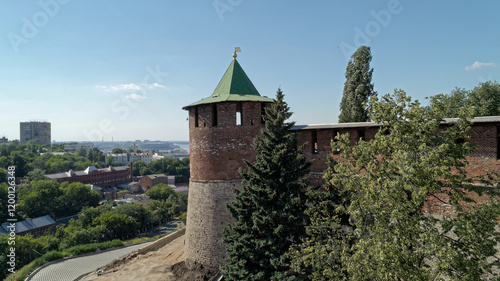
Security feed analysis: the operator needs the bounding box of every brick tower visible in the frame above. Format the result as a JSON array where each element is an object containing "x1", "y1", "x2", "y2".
[{"x1": 182, "y1": 51, "x2": 273, "y2": 268}]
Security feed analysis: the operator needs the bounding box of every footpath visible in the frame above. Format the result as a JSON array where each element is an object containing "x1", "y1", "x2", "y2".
[{"x1": 26, "y1": 220, "x2": 182, "y2": 281}]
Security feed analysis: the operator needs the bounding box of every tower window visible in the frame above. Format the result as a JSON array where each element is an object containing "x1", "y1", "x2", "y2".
[
  {"x1": 236, "y1": 102, "x2": 242, "y2": 126},
  {"x1": 261, "y1": 103, "x2": 266, "y2": 124},
  {"x1": 194, "y1": 107, "x2": 199, "y2": 128},
  {"x1": 212, "y1": 104, "x2": 218, "y2": 127},
  {"x1": 312, "y1": 130, "x2": 318, "y2": 154},
  {"x1": 358, "y1": 129, "x2": 365, "y2": 141}
]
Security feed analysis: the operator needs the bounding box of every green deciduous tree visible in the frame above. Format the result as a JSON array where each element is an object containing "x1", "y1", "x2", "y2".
[
  {"x1": 18, "y1": 180, "x2": 61, "y2": 218},
  {"x1": 146, "y1": 183, "x2": 176, "y2": 200},
  {"x1": 429, "y1": 81, "x2": 500, "y2": 118},
  {"x1": 59, "y1": 182, "x2": 101, "y2": 216},
  {"x1": 92, "y1": 211, "x2": 139, "y2": 240},
  {"x1": 111, "y1": 147, "x2": 127, "y2": 154},
  {"x1": 297, "y1": 90, "x2": 500, "y2": 280},
  {"x1": 223, "y1": 89, "x2": 311, "y2": 281},
  {"x1": 289, "y1": 157, "x2": 353, "y2": 281},
  {"x1": 468, "y1": 80, "x2": 500, "y2": 117},
  {"x1": 338, "y1": 45, "x2": 376, "y2": 123}
]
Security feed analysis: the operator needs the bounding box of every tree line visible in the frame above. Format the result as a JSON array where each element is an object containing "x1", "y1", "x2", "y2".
[
  {"x1": 0, "y1": 142, "x2": 190, "y2": 183},
  {"x1": 0, "y1": 183, "x2": 186, "y2": 280}
]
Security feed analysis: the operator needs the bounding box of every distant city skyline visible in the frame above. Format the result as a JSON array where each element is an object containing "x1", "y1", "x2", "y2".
[{"x1": 1, "y1": 1, "x2": 499, "y2": 141}]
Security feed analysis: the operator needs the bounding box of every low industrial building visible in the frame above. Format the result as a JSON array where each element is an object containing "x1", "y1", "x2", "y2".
[
  {"x1": 45, "y1": 165, "x2": 132, "y2": 188},
  {"x1": 0, "y1": 215, "x2": 56, "y2": 238}
]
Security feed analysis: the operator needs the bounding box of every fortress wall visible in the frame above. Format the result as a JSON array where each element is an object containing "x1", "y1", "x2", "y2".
[{"x1": 184, "y1": 179, "x2": 240, "y2": 268}]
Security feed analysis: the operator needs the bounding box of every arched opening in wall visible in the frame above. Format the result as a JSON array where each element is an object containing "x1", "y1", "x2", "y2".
[
  {"x1": 212, "y1": 104, "x2": 218, "y2": 127},
  {"x1": 195, "y1": 107, "x2": 199, "y2": 128},
  {"x1": 312, "y1": 130, "x2": 318, "y2": 154},
  {"x1": 358, "y1": 129, "x2": 365, "y2": 141},
  {"x1": 236, "y1": 102, "x2": 242, "y2": 126}
]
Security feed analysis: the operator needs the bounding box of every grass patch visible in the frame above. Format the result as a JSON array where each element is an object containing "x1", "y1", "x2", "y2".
[
  {"x1": 65, "y1": 239, "x2": 124, "y2": 256},
  {"x1": 126, "y1": 234, "x2": 166, "y2": 245}
]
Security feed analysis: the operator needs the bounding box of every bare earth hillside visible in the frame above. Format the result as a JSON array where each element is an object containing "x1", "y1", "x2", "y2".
[{"x1": 81, "y1": 235, "x2": 218, "y2": 281}]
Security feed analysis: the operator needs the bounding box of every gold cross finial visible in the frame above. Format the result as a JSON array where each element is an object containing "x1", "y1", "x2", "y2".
[{"x1": 233, "y1": 47, "x2": 241, "y2": 59}]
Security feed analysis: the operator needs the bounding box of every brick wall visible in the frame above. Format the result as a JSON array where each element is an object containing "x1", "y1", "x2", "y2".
[
  {"x1": 188, "y1": 102, "x2": 268, "y2": 180},
  {"x1": 292, "y1": 121, "x2": 500, "y2": 215}
]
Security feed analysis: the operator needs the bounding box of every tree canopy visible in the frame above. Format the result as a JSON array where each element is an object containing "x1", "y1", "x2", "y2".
[
  {"x1": 338, "y1": 45, "x2": 376, "y2": 123},
  {"x1": 429, "y1": 81, "x2": 500, "y2": 118}
]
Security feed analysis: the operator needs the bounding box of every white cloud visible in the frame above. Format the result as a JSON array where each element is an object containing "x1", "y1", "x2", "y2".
[
  {"x1": 96, "y1": 82, "x2": 166, "y2": 92},
  {"x1": 143, "y1": 82, "x2": 165, "y2": 90},
  {"x1": 465, "y1": 61, "x2": 497, "y2": 71},
  {"x1": 126, "y1": 93, "x2": 147, "y2": 100}
]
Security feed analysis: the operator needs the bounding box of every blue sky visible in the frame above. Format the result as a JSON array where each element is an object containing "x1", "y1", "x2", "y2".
[{"x1": 1, "y1": 0, "x2": 498, "y2": 142}]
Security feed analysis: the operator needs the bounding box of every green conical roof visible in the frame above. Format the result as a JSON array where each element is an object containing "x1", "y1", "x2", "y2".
[{"x1": 183, "y1": 59, "x2": 272, "y2": 109}]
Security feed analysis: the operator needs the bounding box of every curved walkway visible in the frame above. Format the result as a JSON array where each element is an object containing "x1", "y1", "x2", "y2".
[
  {"x1": 28, "y1": 221, "x2": 183, "y2": 281},
  {"x1": 28, "y1": 242, "x2": 152, "y2": 281}
]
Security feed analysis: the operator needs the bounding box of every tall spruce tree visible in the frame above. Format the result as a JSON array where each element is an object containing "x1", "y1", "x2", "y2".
[
  {"x1": 223, "y1": 88, "x2": 311, "y2": 281},
  {"x1": 338, "y1": 45, "x2": 376, "y2": 123}
]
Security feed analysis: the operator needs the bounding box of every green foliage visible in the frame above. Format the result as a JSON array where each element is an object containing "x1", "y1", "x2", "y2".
[
  {"x1": 112, "y1": 147, "x2": 127, "y2": 153},
  {"x1": 42, "y1": 250, "x2": 64, "y2": 262},
  {"x1": 49, "y1": 143, "x2": 64, "y2": 152},
  {"x1": 78, "y1": 203, "x2": 114, "y2": 228},
  {"x1": 18, "y1": 180, "x2": 61, "y2": 218},
  {"x1": 0, "y1": 183, "x2": 8, "y2": 222},
  {"x1": 77, "y1": 146, "x2": 87, "y2": 157},
  {"x1": 0, "y1": 167, "x2": 7, "y2": 183},
  {"x1": 146, "y1": 157, "x2": 190, "y2": 182},
  {"x1": 0, "y1": 234, "x2": 48, "y2": 280},
  {"x1": 178, "y1": 211, "x2": 187, "y2": 224},
  {"x1": 87, "y1": 147, "x2": 105, "y2": 163},
  {"x1": 3, "y1": 239, "x2": 125, "y2": 281},
  {"x1": 338, "y1": 45, "x2": 376, "y2": 123},
  {"x1": 132, "y1": 160, "x2": 146, "y2": 176},
  {"x1": 429, "y1": 81, "x2": 500, "y2": 118},
  {"x1": 25, "y1": 168, "x2": 46, "y2": 182},
  {"x1": 92, "y1": 211, "x2": 139, "y2": 240},
  {"x1": 289, "y1": 160, "x2": 353, "y2": 281},
  {"x1": 65, "y1": 239, "x2": 124, "y2": 256},
  {"x1": 115, "y1": 203, "x2": 152, "y2": 229},
  {"x1": 148, "y1": 200, "x2": 177, "y2": 223},
  {"x1": 16, "y1": 180, "x2": 100, "y2": 219},
  {"x1": 295, "y1": 90, "x2": 500, "y2": 280},
  {"x1": 145, "y1": 183, "x2": 187, "y2": 213},
  {"x1": 223, "y1": 89, "x2": 311, "y2": 281},
  {"x1": 10, "y1": 151, "x2": 29, "y2": 177},
  {"x1": 59, "y1": 182, "x2": 100, "y2": 216},
  {"x1": 468, "y1": 81, "x2": 500, "y2": 116}
]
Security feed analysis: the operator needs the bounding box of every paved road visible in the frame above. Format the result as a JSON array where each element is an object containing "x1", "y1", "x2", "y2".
[
  {"x1": 28, "y1": 221, "x2": 182, "y2": 281},
  {"x1": 28, "y1": 242, "x2": 151, "y2": 281}
]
